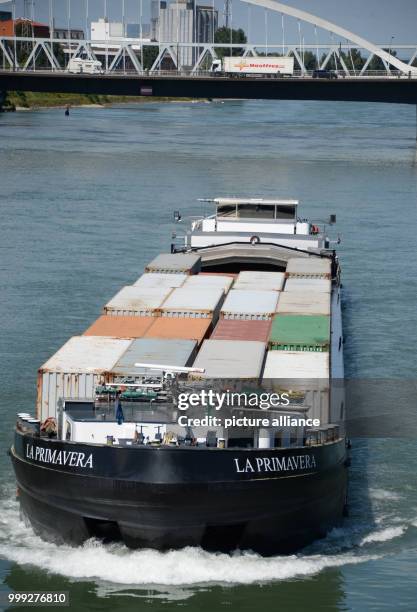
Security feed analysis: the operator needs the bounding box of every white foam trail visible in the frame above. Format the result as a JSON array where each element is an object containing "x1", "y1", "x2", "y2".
[
  {"x1": 0, "y1": 540, "x2": 377, "y2": 586},
  {"x1": 0, "y1": 494, "x2": 378, "y2": 587},
  {"x1": 360, "y1": 526, "x2": 406, "y2": 545},
  {"x1": 369, "y1": 488, "x2": 402, "y2": 501}
]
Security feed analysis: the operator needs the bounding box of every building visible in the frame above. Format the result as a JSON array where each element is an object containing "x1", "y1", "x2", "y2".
[
  {"x1": 53, "y1": 28, "x2": 84, "y2": 41},
  {"x1": 196, "y1": 5, "x2": 217, "y2": 44},
  {"x1": 159, "y1": 0, "x2": 195, "y2": 67},
  {"x1": 91, "y1": 18, "x2": 123, "y2": 42},
  {"x1": 0, "y1": 11, "x2": 13, "y2": 37},
  {"x1": 0, "y1": 18, "x2": 50, "y2": 38},
  {"x1": 156, "y1": 1, "x2": 218, "y2": 66}
]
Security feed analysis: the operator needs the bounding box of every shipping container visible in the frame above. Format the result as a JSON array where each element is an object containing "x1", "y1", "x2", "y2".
[
  {"x1": 284, "y1": 278, "x2": 332, "y2": 293},
  {"x1": 110, "y1": 337, "x2": 197, "y2": 376},
  {"x1": 268, "y1": 314, "x2": 330, "y2": 351},
  {"x1": 145, "y1": 317, "x2": 212, "y2": 345},
  {"x1": 276, "y1": 291, "x2": 331, "y2": 316},
  {"x1": 159, "y1": 287, "x2": 224, "y2": 319},
  {"x1": 83, "y1": 315, "x2": 154, "y2": 338},
  {"x1": 183, "y1": 274, "x2": 234, "y2": 294},
  {"x1": 286, "y1": 257, "x2": 332, "y2": 278},
  {"x1": 190, "y1": 339, "x2": 266, "y2": 379},
  {"x1": 104, "y1": 286, "x2": 172, "y2": 316},
  {"x1": 37, "y1": 336, "x2": 132, "y2": 420},
  {"x1": 145, "y1": 253, "x2": 201, "y2": 274},
  {"x1": 211, "y1": 319, "x2": 272, "y2": 343},
  {"x1": 220, "y1": 289, "x2": 279, "y2": 320},
  {"x1": 133, "y1": 272, "x2": 187, "y2": 289},
  {"x1": 262, "y1": 351, "x2": 330, "y2": 423},
  {"x1": 233, "y1": 271, "x2": 285, "y2": 291}
]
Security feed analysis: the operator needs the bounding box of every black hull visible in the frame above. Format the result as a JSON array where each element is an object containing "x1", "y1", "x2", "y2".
[{"x1": 11, "y1": 432, "x2": 348, "y2": 555}]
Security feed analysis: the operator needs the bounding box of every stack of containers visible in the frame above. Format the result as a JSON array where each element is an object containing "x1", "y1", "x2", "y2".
[
  {"x1": 190, "y1": 339, "x2": 266, "y2": 380},
  {"x1": 83, "y1": 315, "x2": 154, "y2": 338},
  {"x1": 159, "y1": 286, "x2": 225, "y2": 320},
  {"x1": 264, "y1": 257, "x2": 332, "y2": 413},
  {"x1": 145, "y1": 253, "x2": 201, "y2": 275},
  {"x1": 133, "y1": 272, "x2": 187, "y2": 289},
  {"x1": 103, "y1": 286, "x2": 172, "y2": 317},
  {"x1": 285, "y1": 257, "x2": 332, "y2": 279},
  {"x1": 211, "y1": 319, "x2": 271, "y2": 343},
  {"x1": 37, "y1": 336, "x2": 133, "y2": 420},
  {"x1": 109, "y1": 337, "x2": 198, "y2": 377},
  {"x1": 268, "y1": 315, "x2": 330, "y2": 352},
  {"x1": 262, "y1": 351, "x2": 330, "y2": 423},
  {"x1": 145, "y1": 317, "x2": 212, "y2": 345},
  {"x1": 233, "y1": 271, "x2": 285, "y2": 291},
  {"x1": 220, "y1": 289, "x2": 279, "y2": 320},
  {"x1": 182, "y1": 273, "x2": 234, "y2": 294}
]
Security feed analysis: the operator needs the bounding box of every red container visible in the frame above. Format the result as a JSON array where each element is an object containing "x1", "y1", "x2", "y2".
[{"x1": 211, "y1": 319, "x2": 272, "y2": 343}]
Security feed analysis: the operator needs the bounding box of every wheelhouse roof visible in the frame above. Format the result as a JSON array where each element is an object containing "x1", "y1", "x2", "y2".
[{"x1": 213, "y1": 198, "x2": 299, "y2": 207}]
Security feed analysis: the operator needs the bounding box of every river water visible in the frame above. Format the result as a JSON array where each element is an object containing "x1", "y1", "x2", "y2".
[{"x1": 0, "y1": 99, "x2": 416, "y2": 611}]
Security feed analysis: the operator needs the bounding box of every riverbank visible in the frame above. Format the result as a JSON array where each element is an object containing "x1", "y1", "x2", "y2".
[{"x1": 1, "y1": 91, "x2": 202, "y2": 111}]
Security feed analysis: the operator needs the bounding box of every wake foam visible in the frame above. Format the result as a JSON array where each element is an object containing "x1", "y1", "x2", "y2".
[{"x1": 0, "y1": 492, "x2": 377, "y2": 587}]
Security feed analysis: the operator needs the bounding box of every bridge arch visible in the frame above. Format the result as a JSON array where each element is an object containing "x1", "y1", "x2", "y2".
[{"x1": 242, "y1": 0, "x2": 417, "y2": 75}]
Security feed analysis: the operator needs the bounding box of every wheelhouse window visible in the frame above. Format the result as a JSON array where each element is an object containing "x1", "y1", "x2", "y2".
[{"x1": 215, "y1": 201, "x2": 297, "y2": 220}]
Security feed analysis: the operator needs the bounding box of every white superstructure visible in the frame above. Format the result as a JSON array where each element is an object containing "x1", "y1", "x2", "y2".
[{"x1": 188, "y1": 198, "x2": 325, "y2": 250}]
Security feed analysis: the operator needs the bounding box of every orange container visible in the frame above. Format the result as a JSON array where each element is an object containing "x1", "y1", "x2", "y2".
[
  {"x1": 83, "y1": 315, "x2": 153, "y2": 338},
  {"x1": 145, "y1": 317, "x2": 212, "y2": 345}
]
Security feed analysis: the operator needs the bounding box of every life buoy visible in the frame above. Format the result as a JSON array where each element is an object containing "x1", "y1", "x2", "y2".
[
  {"x1": 250, "y1": 235, "x2": 260, "y2": 245},
  {"x1": 311, "y1": 225, "x2": 320, "y2": 235}
]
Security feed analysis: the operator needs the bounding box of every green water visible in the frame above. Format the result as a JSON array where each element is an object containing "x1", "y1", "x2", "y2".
[{"x1": 0, "y1": 100, "x2": 416, "y2": 611}]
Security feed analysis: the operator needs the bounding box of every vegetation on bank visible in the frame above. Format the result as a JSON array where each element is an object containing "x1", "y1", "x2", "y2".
[{"x1": 2, "y1": 91, "x2": 197, "y2": 111}]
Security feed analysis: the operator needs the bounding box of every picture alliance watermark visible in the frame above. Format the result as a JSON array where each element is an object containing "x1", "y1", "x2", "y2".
[{"x1": 176, "y1": 390, "x2": 321, "y2": 429}]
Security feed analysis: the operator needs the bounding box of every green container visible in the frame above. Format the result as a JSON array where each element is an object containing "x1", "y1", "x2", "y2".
[{"x1": 268, "y1": 314, "x2": 330, "y2": 352}]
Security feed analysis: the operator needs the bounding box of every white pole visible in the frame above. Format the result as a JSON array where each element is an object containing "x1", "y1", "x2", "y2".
[
  {"x1": 122, "y1": 0, "x2": 125, "y2": 73},
  {"x1": 31, "y1": 0, "x2": 35, "y2": 70},
  {"x1": 49, "y1": 0, "x2": 54, "y2": 70},
  {"x1": 104, "y1": 0, "x2": 108, "y2": 71}
]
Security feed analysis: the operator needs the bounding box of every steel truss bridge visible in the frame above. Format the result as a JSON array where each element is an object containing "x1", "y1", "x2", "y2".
[{"x1": 1, "y1": 0, "x2": 417, "y2": 103}]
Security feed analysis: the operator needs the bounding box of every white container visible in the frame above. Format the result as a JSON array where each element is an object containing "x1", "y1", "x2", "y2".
[
  {"x1": 263, "y1": 351, "x2": 329, "y2": 380},
  {"x1": 145, "y1": 253, "x2": 201, "y2": 274},
  {"x1": 37, "y1": 336, "x2": 132, "y2": 420},
  {"x1": 284, "y1": 278, "x2": 332, "y2": 293},
  {"x1": 286, "y1": 257, "x2": 332, "y2": 278},
  {"x1": 221, "y1": 289, "x2": 279, "y2": 320},
  {"x1": 133, "y1": 272, "x2": 187, "y2": 289},
  {"x1": 233, "y1": 271, "x2": 285, "y2": 291},
  {"x1": 183, "y1": 274, "x2": 234, "y2": 294},
  {"x1": 191, "y1": 339, "x2": 266, "y2": 379},
  {"x1": 160, "y1": 287, "x2": 224, "y2": 319},
  {"x1": 104, "y1": 286, "x2": 172, "y2": 316},
  {"x1": 276, "y1": 291, "x2": 331, "y2": 316}
]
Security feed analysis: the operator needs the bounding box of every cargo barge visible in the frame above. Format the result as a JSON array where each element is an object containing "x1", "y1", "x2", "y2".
[{"x1": 10, "y1": 197, "x2": 348, "y2": 555}]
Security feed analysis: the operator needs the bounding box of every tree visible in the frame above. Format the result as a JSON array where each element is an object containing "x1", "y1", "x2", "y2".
[
  {"x1": 368, "y1": 48, "x2": 396, "y2": 71},
  {"x1": 214, "y1": 27, "x2": 247, "y2": 58}
]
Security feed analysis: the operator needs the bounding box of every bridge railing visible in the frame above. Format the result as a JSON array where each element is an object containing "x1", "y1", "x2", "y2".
[{"x1": 1, "y1": 36, "x2": 417, "y2": 78}]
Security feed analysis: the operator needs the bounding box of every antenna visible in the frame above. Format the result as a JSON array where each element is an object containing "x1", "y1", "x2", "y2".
[{"x1": 134, "y1": 363, "x2": 205, "y2": 374}]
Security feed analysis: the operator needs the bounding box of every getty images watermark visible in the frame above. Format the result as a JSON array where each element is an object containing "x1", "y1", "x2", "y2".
[{"x1": 176, "y1": 390, "x2": 321, "y2": 429}]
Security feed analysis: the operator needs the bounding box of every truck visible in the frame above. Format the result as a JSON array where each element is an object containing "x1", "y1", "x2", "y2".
[
  {"x1": 67, "y1": 58, "x2": 103, "y2": 75},
  {"x1": 211, "y1": 56, "x2": 294, "y2": 77}
]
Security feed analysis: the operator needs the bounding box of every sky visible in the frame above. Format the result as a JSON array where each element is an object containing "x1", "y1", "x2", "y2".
[{"x1": 1, "y1": 0, "x2": 417, "y2": 46}]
